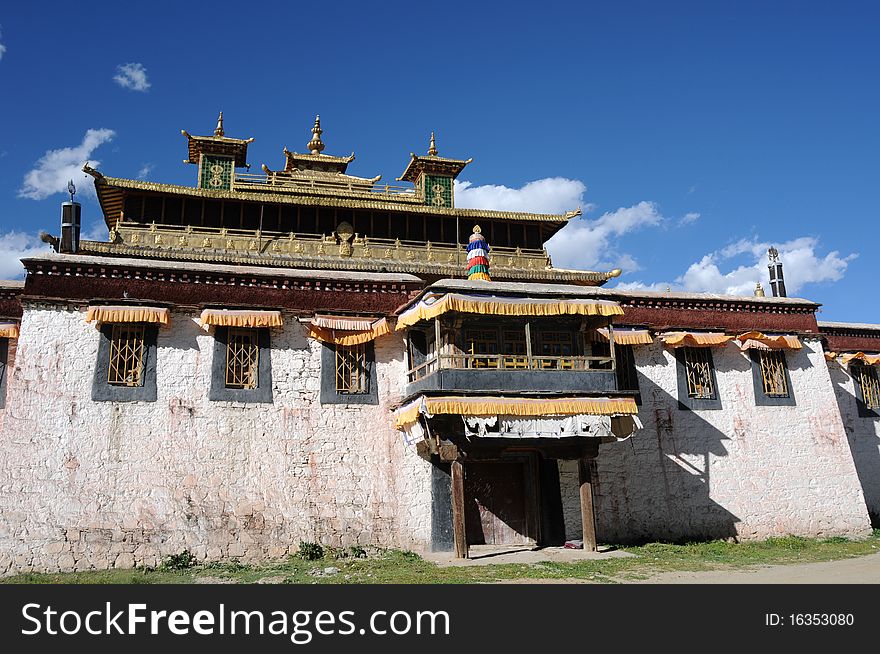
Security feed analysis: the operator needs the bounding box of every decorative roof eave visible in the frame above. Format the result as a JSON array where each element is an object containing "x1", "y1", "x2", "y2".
[
  {"x1": 77, "y1": 240, "x2": 616, "y2": 285},
  {"x1": 613, "y1": 290, "x2": 820, "y2": 312},
  {"x1": 181, "y1": 130, "x2": 254, "y2": 167},
  {"x1": 818, "y1": 321, "x2": 880, "y2": 336},
  {"x1": 397, "y1": 153, "x2": 473, "y2": 183},
  {"x1": 90, "y1": 174, "x2": 579, "y2": 224}
]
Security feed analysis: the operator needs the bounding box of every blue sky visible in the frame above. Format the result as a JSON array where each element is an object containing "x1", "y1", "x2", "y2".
[{"x1": 0, "y1": 1, "x2": 877, "y2": 321}]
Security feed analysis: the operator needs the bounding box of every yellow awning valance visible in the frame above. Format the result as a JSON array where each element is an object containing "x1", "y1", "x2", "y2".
[
  {"x1": 0, "y1": 322, "x2": 19, "y2": 339},
  {"x1": 838, "y1": 352, "x2": 880, "y2": 366},
  {"x1": 595, "y1": 328, "x2": 654, "y2": 346},
  {"x1": 308, "y1": 317, "x2": 391, "y2": 346},
  {"x1": 85, "y1": 305, "x2": 170, "y2": 325},
  {"x1": 311, "y1": 315, "x2": 377, "y2": 331},
  {"x1": 660, "y1": 331, "x2": 732, "y2": 348},
  {"x1": 395, "y1": 395, "x2": 639, "y2": 430},
  {"x1": 199, "y1": 309, "x2": 283, "y2": 329},
  {"x1": 396, "y1": 292, "x2": 623, "y2": 329},
  {"x1": 735, "y1": 331, "x2": 802, "y2": 351}
]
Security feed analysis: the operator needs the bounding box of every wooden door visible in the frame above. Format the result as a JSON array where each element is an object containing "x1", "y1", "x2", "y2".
[{"x1": 464, "y1": 459, "x2": 537, "y2": 546}]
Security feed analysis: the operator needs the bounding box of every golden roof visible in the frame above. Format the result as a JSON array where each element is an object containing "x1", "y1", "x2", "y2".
[
  {"x1": 88, "y1": 173, "x2": 581, "y2": 227},
  {"x1": 398, "y1": 133, "x2": 472, "y2": 182},
  {"x1": 181, "y1": 111, "x2": 254, "y2": 167}
]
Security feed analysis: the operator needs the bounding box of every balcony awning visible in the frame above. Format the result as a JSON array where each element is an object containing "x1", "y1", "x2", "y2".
[
  {"x1": 308, "y1": 316, "x2": 391, "y2": 346},
  {"x1": 660, "y1": 331, "x2": 732, "y2": 348},
  {"x1": 199, "y1": 309, "x2": 283, "y2": 329},
  {"x1": 396, "y1": 292, "x2": 623, "y2": 330},
  {"x1": 0, "y1": 322, "x2": 19, "y2": 339},
  {"x1": 85, "y1": 305, "x2": 170, "y2": 325},
  {"x1": 735, "y1": 331, "x2": 802, "y2": 351},
  {"x1": 395, "y1": 394, "x2": 639, "y2": 430},
  {"x1": 838, "y1": 352, "x2": 880, "y2": 366},
  {"x1": 595, "y1": 328, "x2": 654, "y2": 346}
]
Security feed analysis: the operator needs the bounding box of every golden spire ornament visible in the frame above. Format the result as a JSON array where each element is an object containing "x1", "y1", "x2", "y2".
[
  {"x1": 428, "y1": 132, "x2": 438, "y2": 156},
  {"x1": 214, "y1": 111, "x2": 225, "y2": 137},
  {"x1": 308, "y1": 115, "x2": 325, "y2": 154}
]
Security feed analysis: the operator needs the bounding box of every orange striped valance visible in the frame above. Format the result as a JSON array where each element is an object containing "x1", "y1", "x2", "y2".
[
  {"x1": 595, "y1": 328, "x2": 654, "y2": 346},
  {"x1": 735, "y1": 331, "x2": 802, "y2": 351},
  {"x1": 838, "y1": 352, "x2": 880, "y2": 366},
  {"x1": 308, "y1": 317, "x2": 391, "y2": 346},
  {"x1": 199, "y1": 309, "x2": 283, "y2": 329},
  {"x1": 660, "y1": 331, "x2": 732, "y2": 348},
  {"x1": 0, "y1": 322, "x2": 19, "y2": 339},
  {"x1": 85, "y1": 305, "x2": 170, "y2": 325},
  {"x1": 395, "y1": 395, "x2": 639, "y2": 430},
  {"x1": 396, "y1": 293, "x2": 623, "y2": 329}
]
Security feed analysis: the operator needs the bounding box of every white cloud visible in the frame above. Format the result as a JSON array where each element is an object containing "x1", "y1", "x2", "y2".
[
  {"x1": 677, "y1": 236, "x2": 855, "y2": 296},
  {"x1": 0, "y1": 232, "x2": 50, "y2": 279},
  {"x1": 137, "y1": 163, "x2": 154, "y2": 179},
  {"x1": 616, "y1": 236, "x2": 856, "y2": 297},
  {"x1": 454, "y1": 177, "x2": 663, "y2": 271},
  {"x1": 455, "y1": 177, "x2": 586, "y2": 215},
  {"x1": 546, "y1": 201, "x2": 665, "y2": 270},
  {"x1": 18, "y1": 128, "x2": 116, "y2": 200},
  {"x1": 679, "y1": 211, "x2": 700, "y2": 226},
  {"x1": 113, "y1": 63, "x2": 150, "y2": 92},
  {"x1": 0, "y1": 26, "x2": 6, "y2": 62}
]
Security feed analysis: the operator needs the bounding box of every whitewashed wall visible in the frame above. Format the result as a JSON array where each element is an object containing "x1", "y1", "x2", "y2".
[
  {"x1": 0, "y1": 304, "x2": 432, "y2": 574},
  {"x1": 827, "y1": 362, "x2": 880, "y2": 524},
  {"x1": 561, "y1": 338, "x2": 873, "y2": 543}
]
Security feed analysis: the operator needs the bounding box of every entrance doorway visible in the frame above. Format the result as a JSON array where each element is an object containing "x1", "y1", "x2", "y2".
[{"x1": 463, "y1": 457, "x2": 539, "y2": 546}]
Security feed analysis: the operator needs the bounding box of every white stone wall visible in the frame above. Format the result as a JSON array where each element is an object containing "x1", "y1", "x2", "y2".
[
  {"x1": 0, "y1": 304, "x2": 432, "y2": 574},
  {"x1": 560, "y1": 338, "x2": 873, "y2": 543},
  {"x1": 827, "y1": 362, "x2": 880, "y2": 524}
]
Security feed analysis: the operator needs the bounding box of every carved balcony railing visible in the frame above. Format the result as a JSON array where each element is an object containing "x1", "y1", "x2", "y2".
[{"x1": 407, "y1": 354, "x2": 614, "y2": 384}]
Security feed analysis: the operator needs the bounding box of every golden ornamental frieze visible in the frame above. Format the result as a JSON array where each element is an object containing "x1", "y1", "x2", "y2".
[{"x1": 90, "y1": 224, "x2": 610, "y2": 284}]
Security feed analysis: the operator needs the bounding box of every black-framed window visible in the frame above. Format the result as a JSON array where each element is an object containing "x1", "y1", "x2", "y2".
[
  {"x1": 320, "y1": 342, "x2": 378, "y2": 405},
  {"x1": 615, "y1": 344, "x2": 640, "y2": 401},
  {"x1": 852, "y1": 364, "x2": 880, "y2": 418},
  {"x1": 0, "y1": 338, "x2": 9, "y2": 409},
  {"x1": 749, "y1": 349, "x2": 796, "y2": 406},
  {"x1": 92, "y1": 323, "x2": 158, "y2": 402},
  {"x1": 675, "y1": 347, "x2": 722, "y2": 410},
  {"x1": 209, "y1": 327, "x2": 273, "y2": 403}
]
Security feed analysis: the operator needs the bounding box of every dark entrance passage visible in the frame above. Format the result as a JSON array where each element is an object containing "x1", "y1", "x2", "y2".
[{"x1": 463, "y1": 457, "x2": 539, "y2": 546}]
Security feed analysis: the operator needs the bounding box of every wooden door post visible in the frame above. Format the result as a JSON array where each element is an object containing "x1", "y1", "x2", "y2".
[
  {"x1": 578, "y1": 457, "x2": 598, "y2": 552},
  {"x1": 451, "y1": 460, "x2": 468, "y2": 559}
]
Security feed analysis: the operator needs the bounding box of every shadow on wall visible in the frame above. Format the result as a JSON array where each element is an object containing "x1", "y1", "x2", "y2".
[
  {"x1": 590, "y1": 365, "x2": 740, "y2": 544},
  {"x1": 828, "y1": 364, "x2": 880, "y2": 527}
]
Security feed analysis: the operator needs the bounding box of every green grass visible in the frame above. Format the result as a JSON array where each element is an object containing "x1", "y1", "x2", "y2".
[{"x1": 4, "y1": 530, "x2": 878, "y2": 585}]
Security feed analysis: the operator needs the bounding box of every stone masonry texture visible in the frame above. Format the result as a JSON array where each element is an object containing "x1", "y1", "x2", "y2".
[
  {"x1": 559, "y1": 338, "x2": 872, "y2": 543},
  {"x1": 0, "y1": 304, "x2": 432, "y2": 574}
]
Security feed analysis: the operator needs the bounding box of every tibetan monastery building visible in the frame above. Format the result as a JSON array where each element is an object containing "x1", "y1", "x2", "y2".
[{"x1": 0, "y1": 115, "x2": 875, "y2": 573}]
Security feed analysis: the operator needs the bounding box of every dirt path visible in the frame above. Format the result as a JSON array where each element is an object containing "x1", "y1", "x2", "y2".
[{"x1": 633, "y1": 551, "x2": 880, "y2": 584}]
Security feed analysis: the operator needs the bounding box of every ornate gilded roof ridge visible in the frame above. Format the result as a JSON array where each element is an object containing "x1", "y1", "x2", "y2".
[
  {"x1": 260, "y1": 164, "x2": 381, "y2": 184},
  {"x1": 93, "y1": 174, "x2": 579, "y2": 223},
  {"x1": 181, "y1": 129, "x2": 255, "y2": 146},
  {"x1": 283, "y1": 147, "x2": 356, "y2": 165}
]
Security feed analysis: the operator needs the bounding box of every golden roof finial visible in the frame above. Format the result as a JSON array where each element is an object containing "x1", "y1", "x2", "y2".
[
  {"x1": 214, "y1": 111, "x2": 225, "y2": 137},
  {"x1": 308, "y1": 114, "x2": 325, "y2": 155},
  {"x1": 754, "y1": 282, "x2": 766, "y2": 297},
  {"x1": 428, "y1": 132, "x2": 438, "y2": 156}
]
